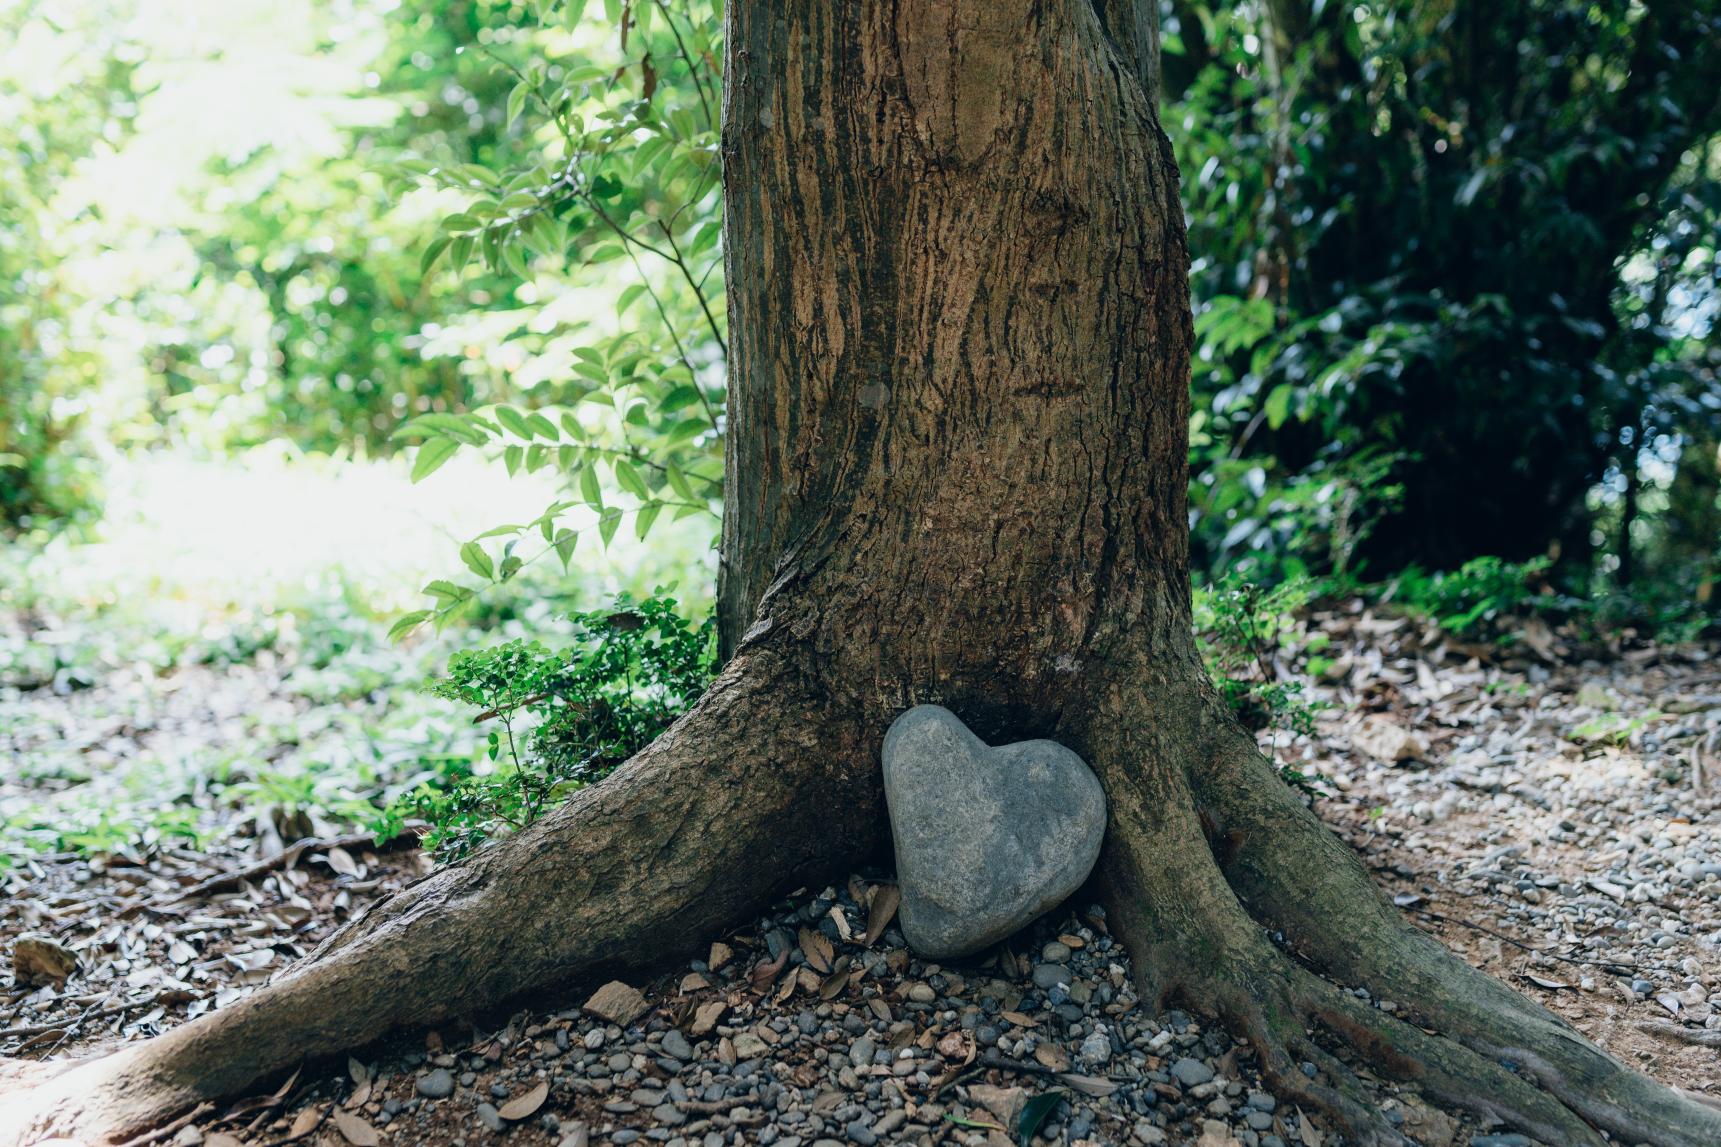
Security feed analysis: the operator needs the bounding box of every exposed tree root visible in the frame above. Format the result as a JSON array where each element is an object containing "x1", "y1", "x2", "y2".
[
  {"x1": 7, "y1": 661, "x2": 1715, "y2": 1147},
  {"x1": 1192, "y1": 719, "x2": 1721, "y2": 1147},
  {"x1": 1085, "y1": 702, "x2": 1613, "y2": 1147},
  {"x1": 0, "y1": 652, "x2": 878, "y2": 1146}
]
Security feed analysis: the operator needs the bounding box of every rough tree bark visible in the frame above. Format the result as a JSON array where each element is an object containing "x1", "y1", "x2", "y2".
[{"x1": 6, "y1": 3, "x2": 1717, "y2": 1145}]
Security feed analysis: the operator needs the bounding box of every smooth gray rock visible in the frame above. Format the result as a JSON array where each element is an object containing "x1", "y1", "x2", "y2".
[
  {"x1": 1170, "y1": 1057, "x2": 1214, "y2": 1087},
  {"x1": 882, "y1": 705, "x2": 1106, "y2": 958},
  {"x1": 417, "y1": 1068, "x2": 455, "y2": 1098}
]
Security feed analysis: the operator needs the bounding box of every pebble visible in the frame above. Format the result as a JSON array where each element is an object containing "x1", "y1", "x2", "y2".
[
  {"x1": 661, "y1": 1029, "x2": 694, "y2": 1061},
  {"x1": 1170, "y1": 1057, "x2": 1215, "y2": 1087},
  {"x1": 1077, "y1": 1026, "x2": 1111, "y2": 1067},
  {"x1": 475, "y1": 1103, "x2": 505, "y2": 1132},
  {"x1": 1031, "y1": 963, "x2": 1072, "y2": 990},
  {"x1": 417, "y1": 1068, "x2": 455, "y2": 1099}
]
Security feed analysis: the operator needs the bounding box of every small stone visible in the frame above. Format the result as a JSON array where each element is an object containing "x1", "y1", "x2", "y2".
[
  {"x1": 733, "y1": 1032, "x2": 769, "y2": 1059},
  {"x1": 476, "y1": 1102, "x2": 506, "y2": 1132},
  {"x1": 11, "y1": 934, "x2": 76, "y2": 987},
  {"x1": 1169, "y1": 1057, "x2": 1214, "y2": 1087},
  {"x1": 907, "y1": 983, "x2": 936, "y2": 1004},
  {"x1": 418, "y1": 1068, "x2": 455, "y2": 1099},
  {"x1": 1470, "y1": 1136, "x2": 1532, "y2": 1147},
  {"x1": 882, "y1": 706, "x2": 1106, "y2": 958},
  {"x1": 662, "y1": 1029, "x2": 694, "y2": 1060},
  {"x1": 653, "y1": 1103, "x2": 688, "y2": 1126},
  {"x1": 1041, "y1": 941, "x2": 1073, "y2": 963},
  {"x1": 1032, "y1": 963, "x2": 1073, "y2": 990},
  {"x1": 583, "y1": 981, "x2": 649, "y2": 1026},
  {"x1": 1078, "y1": 1026, "x2": 1111, "y2": 1067}
]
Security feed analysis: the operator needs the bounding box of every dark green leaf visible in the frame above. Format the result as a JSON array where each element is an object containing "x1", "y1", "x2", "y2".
[{"x1": 1016, "y1": 1091, "x2": 1065, "y2": 1147}]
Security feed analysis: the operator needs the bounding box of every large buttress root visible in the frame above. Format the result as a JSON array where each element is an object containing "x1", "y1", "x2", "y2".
[
  {"x1": 1188, "y1": 720, "x2": 1721, "y2": 1147},
  {"x1": 0, "y1": 651, "x2": 879, "y2": 1147},
  {"x1": 1085, "y1": 706, "x2": 1608, "y2": 1147}
]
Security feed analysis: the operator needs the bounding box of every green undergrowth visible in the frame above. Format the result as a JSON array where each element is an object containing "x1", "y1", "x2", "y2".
[{"x1": 370, "y1": 592, "x2": 716, "y2": 862}]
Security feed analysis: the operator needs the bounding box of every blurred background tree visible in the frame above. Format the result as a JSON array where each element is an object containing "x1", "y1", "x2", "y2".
[
  {"x1": 1169, "y1": 0, "x2": 1720, "y2": 618},
  {"x1": 0, "y1": 0, "x2": 139, "y2": 528},
  {"x1": 1, "y1": 0, "x2": 1716, "y2": 631}
]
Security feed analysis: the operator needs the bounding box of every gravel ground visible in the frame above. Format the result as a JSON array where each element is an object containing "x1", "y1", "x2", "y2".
[{"x1": 4, "y1": 611, "x2": 1718, "y2": 1145}]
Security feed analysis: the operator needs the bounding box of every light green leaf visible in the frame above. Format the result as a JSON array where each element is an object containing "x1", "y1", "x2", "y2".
[
  {"x1": 579, "y1": 464, "x2": 603, "y2": 507},
  {"x1": 634, "y1": 501, "x2": 662, "y2": 540},
  {"x1": 420, "y1": 234, "x2": 451, "y2": 275},
  {"x1": 597, "y1": 507, "x2": 622, "y2": 549},
  {"x1": 459, "y1": 541, "x2": 495, "y2": 580},
  {"x1": 411, "y1": 437, "x2": 460, "y2": 483},
  {"x1": 613, "y1": 458, "x2": 649, "y2": 499},
  {"x1": 553, "y1": 528, "x2": 577, "y2": 570},
  {"x1": 495, "y1": 405, "x2": 534, "y2": 439},
  {"x1": 388, "y1": 611, "x2": 431, "y2": 642}
]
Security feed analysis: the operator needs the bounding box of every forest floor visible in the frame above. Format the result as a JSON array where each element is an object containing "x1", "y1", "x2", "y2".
[{"x1": 4, "y1": 599, "x2": 1720, "y2": 1147}]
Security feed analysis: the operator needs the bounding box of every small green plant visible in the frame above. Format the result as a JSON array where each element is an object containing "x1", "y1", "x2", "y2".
[
  {"x1": 1390, "y1": 556, "x2": 1561, "y2": 637},
  {"x1": 1194, "y1": 576, "x2": 1331, "y2": 795},
  {"x1": 374, "y1": 592, "x2": 716, "y2": 861}
]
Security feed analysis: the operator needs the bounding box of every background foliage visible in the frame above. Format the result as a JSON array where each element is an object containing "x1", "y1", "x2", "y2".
[{"x1": 1, "y1": 0, "x2": 1717, "y2": 859}]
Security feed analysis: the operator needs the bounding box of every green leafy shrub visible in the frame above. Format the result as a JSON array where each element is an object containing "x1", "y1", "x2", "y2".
[
  {"x1": 374, "y1": 592, "x2": 715, "y2": 860},
  {"x1": 1389, "y1": 556, "x2": 1566, "y2": 638},
  {"x1": 1194, "y1": 576, "x2": 1330, "y2": 795}
]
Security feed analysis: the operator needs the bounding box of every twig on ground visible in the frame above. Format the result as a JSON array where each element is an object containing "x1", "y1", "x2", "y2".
[
  {"x1": 1414, "y1": 907, "x2": 1652, "y2": 974},
  {"x1": 173, "y1": 833, "x2": 412, "y2": 901},
  {"x1": 1636, "y1": 1020, "x2": 1721, "y2": 1049},
  {"x1": 115, "y1": 1103, "x2": 213, "y2": 1147}
]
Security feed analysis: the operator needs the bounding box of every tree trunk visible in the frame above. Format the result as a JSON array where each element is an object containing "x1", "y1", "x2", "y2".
[{"x1": 8, "y1": 4, "x2": 1719, "y2": 1146}]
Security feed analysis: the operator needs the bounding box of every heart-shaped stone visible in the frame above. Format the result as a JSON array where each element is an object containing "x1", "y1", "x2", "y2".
[{"x1": 882, "y1": 705, "x2": 1106, "y2": 958}]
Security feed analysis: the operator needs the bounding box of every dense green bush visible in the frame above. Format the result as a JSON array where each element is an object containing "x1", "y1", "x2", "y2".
[{"x1": 1167, "y1": 0, "x2": 1721, "y2": 592}]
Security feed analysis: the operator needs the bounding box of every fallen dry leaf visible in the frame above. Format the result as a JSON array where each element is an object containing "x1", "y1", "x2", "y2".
[
  {"x1": 331, "y1": 1107, "x2": 379, "y2": 1146},
  {"x1": 999, "y1": 1010, "x2": 1038, "y2": 1028},
  {"x1": 863, "y1": 884, "x2": 900, "y2": 947},
  {"x1": 322, "y1": 847, "x2": 359, "y2": 878},
  {"x1": 499, "y1": 1079, "x2": 549, "y2": 1120},
  {"x1": 1034, "y1": 1042, "x2": 1071, "y2": 1071},
  {"x1": 799, "y1": 927, "x2": 834, "y2": 973},
  {"x1": 750, "y1": 949, "x2": 788, "y2": 993},
  {"x1": 1298, "y1": 1108, "x2": 1324, "y2": 1147},
  {"x1": 691, "y1": 1000, "x2": 727, "y2": 1036},
  {"x1": 1056, "y1": 1072, "x2": 1118, "y2": 1098},
  {"x1": 819, "y1": 969, "x2": 852, "y2": 1000},
  {"x1": 288, "y1": 1106, "x2": 323, "y2": 1137}
]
